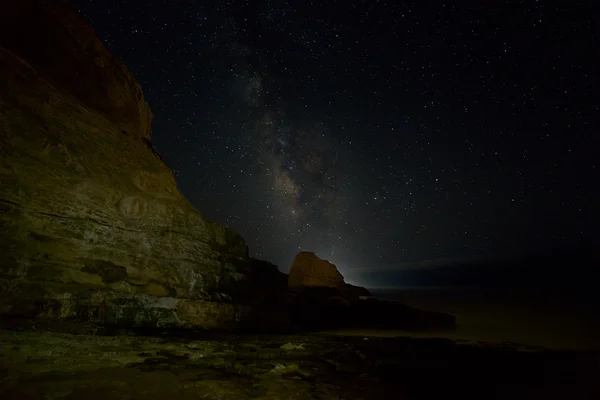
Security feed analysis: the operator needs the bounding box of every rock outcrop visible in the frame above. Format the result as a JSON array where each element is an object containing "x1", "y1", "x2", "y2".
[
  {"x1": 288, "y1": 251, "x2": 371, "y2": 302},
  {"x1": 0, "y1": 0, "x2": 252, "y2": 329},
  {"x1": 288, "y1": 252, "x2": 345, "y2": 291}
]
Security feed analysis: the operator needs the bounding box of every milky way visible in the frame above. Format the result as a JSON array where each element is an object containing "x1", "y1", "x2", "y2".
[
  {"x1": 238, "y1": 69, "x2": 345, "y2": 231},
  {"x1": 72, "y1": 1, "x2": 597, "y2": 282}
]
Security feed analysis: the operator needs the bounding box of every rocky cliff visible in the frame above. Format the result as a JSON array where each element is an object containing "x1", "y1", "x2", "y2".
[{"x1": 0, "y1": 0, "x2": 252, "y2": 329}]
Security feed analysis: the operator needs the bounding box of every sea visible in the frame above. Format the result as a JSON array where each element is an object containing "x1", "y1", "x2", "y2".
[{"x1": 321, "y1": 286, "x2": 600, "y2": 350}]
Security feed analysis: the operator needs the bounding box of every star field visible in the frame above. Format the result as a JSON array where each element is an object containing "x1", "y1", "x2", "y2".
[{"x1": 72, "y1": 0, "x2": 597, "y2": 280}]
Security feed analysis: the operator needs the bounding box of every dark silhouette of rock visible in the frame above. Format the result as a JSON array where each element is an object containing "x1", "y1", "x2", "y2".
[
  {"x1": 0, "y1": 0, "x2": 256, "y2": 330},
  {"x1": 238, "y1": 258, "x2": 288, "y2": 305},
  {"x1": 284, "y1": 289, "x2": 455, "y2": 332},
  {"x1": 347, "y1": 298, "x2": 456, "y2": 331},
  {"x1": 236, "y1": 259, "x2": 291, "y2": 332},
  {"x1": 345, "y1": 283, "x2": 372, "y2": 298},
  {"x1": 284, "y1": 252, "x2": 454, "y2": 332}
]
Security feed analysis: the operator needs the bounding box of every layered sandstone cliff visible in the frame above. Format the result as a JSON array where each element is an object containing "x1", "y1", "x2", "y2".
[{"x1": 0, "y1": 0, "x2": 252, "y2": 329}]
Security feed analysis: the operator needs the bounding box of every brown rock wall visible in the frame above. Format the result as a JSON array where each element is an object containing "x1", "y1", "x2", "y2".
[{"x1": 0, "y1": 0, "x2": 250, "y2": 329}]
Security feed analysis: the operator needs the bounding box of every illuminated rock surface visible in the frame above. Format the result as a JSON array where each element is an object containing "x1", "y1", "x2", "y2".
[{"x1": 0, "y1": 0, "x2": 252, "y2": 329}]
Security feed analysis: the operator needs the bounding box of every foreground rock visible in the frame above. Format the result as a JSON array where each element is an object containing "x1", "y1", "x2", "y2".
[
  {"x1": 0, "y1": 0, "x2": 254, "y2": 329},
  {"x1": 1, "y1": 328, "x2": 598, "y2": 399}
]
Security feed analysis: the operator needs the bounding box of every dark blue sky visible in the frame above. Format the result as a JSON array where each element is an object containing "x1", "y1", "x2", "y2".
[{"x1": 72, "y1": 0, "x2": 597, "y2": 277}]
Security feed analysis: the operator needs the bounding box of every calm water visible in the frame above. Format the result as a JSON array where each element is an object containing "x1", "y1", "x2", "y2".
[{"x1": 322, "y1": 287, "x2": 600, "y2": 350}]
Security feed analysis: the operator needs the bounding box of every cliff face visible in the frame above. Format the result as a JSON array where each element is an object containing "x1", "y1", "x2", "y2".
[{"x1": 0, "y1": 0, "x2": 251, "y2": 329}]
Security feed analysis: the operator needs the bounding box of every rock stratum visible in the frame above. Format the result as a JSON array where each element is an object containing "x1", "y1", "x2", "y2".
[{"x1": 0, "y1": 0, "x2": 255, "y2": 329}]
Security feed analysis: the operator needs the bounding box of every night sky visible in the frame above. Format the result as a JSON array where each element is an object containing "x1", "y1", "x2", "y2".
[{"x1": 72, "y1": 1, "x2": 597, "y2": 281}]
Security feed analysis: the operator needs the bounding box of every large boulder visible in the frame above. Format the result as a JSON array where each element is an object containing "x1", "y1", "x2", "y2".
[
  {"x1": 288, "y1": 252, "x2": 345, "y2": 290},
  {"x1": 288, "y1": 252, "x2": 370, "y2": 301},
  {"x1": 0, "y1": 0, "x2": 253, "y2": 330}
]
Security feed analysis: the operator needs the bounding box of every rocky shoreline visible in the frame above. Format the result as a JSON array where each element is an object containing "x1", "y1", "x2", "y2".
[{"x1": 1, "y1": 326, "x2": 599, "y2": 399}]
